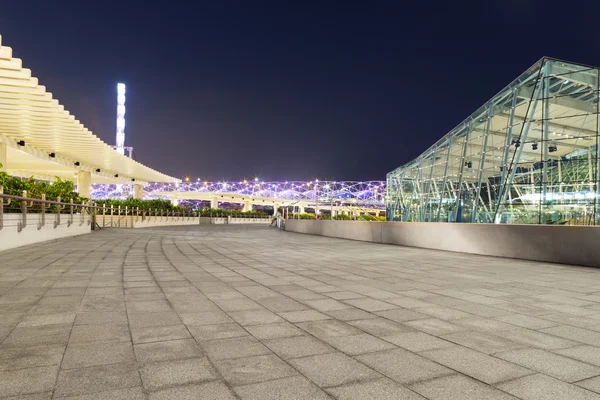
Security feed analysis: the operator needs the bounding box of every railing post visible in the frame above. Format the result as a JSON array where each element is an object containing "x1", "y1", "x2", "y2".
[
  {"x1": 125, "y1": 206, "x2": 128, "y2": 227},
  {"x1": 37, "y1": 194, "x2": 48, "y2": 230},
  {"x1": 18, "y1": 190, "x2": 28, "y2": 232},
  {"x1": 87, "y1": 201, "x2": 93, "y2": 226},
  {"x1": 79, "y1": 200, "x2": 85, "y2": 226},
  {"x1": 68, "y1": 198, "x2": 74, "y2": 227},
  {"x1": 103, "y1": 204, "x2": 106, "y2": 228},
  {"x1": 0, "y1": 185, "x2": 7, "y2": 231},
  {"x1": 117, "y1": 205, "x2": 121, "y2": 227},
  {"x1": 54, "y1": 196, "x2": 61, "y2": 228}
]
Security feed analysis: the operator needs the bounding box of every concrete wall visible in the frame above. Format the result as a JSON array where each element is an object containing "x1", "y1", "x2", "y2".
[
  {"x1": 99, "y1": 215, "x2": 200, "y2": 229},
  {"x1": 0, "y1": 213, "x2": 91, "y2": 252},
  {"x1": 199, "y1": 217, "x2": 271, "y2": 225},
  {"x1": 284, "y1": 220, "x2": 600, "y2": 268}
]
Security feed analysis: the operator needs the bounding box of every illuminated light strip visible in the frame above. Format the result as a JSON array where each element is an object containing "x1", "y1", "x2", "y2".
[{"x1": 116, "y1": 83, "x2": 126, "y2": 155}]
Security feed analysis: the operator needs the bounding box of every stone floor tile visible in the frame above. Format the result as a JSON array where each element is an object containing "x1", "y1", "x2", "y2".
[
  {"x1": 127, "y1": 311, "x2": 181, "y2": 328},
  {"x1": 324, "y1": 333, "x2": 397, "y2": 355},
  {"x1": 495, "y1": 313, "x2": 561, "y2": 330},
  {"x1": 188, "y1": 322, "x2": 248, "y2": 341},
  {"x1": 440, "y1": 330, "x2": 526, "y2": 354},
  {"x1": 325, "y1": 291, "x2": 364, "y2": 300},
  {"x1": 497, "y1": 373, "x2": 600, "y2": 400},
  {"x1": 323, "y1": 308, "x2": 376, "y2": 321},
  {"x1": 414, "y1": 306, "x2": 476, "y2": 320},
  {"x1": 148, "y1": 381, "x2": 237, "y2": 400},
  {"x1": 356, "y1": 348, "x2": 452, "y2": 385},
  {"x1": 328, "y1": 377, "x2": 427, "y2": 400},
  {"x1": 178, "y1": 311, "x2": 233, "y2": 326},
  {"x1": 493, "y1": 326, "x2": 579, "y2": 350},
  {"x1": 0, "y1": 313, "x2": 25, "y2": 327},
  {"x1": 2, "y1": 324, "x2": 71, "y2": 347},
  {"x1": 296, "y1": 319, "x2": 362, "y2": 339},
  {"x1": 404, "y1": 318, "x2": 466, "y2": 336},
  {"x1": 130, "y1": 324, "x2": 191, "y2": 344},
  {"x1": 62, "y1": 342, "x2": 134, "y2": 369},
  {"x1": 577, "y1": 376, "x2": 600, "y2": 394},
  {"x1": 421, "y1": 346, "x2": 532, "y2": 384},
  {"x1": 134, "y1": 338, "x2": 203, "y2": 364},
  {"x1": 200, "y1": 336, "x2": 271, "y2": 360},
  {"x1": 557, "y1": 345, "x2": 600, "y2": 366},
  {"x1": 541, "y1": 325, "x2": 600, "y2": 346},
  {"x1": 228, "y1": 309, "x2": 284, "y2": 326},
  {"x1": 54, "y1": 363, "x2": 140, "y2": 397},
  {"x1": 80, "y1": 299, "x2": 125, "y2": 313},
  {"x1": 245, "y1": 322, "x2": 304, "y2": 340},
  {"x1": 284, "y1": 290, "x2": 328, "y2": 301},
  {"x1": 290, "y1": 352, "x2": 380, "y2": 387},
  {"x1": 0, "y1": 365, "x2": 58, "y2": 397},
  {"x1": 382, "y1": 331, "x2": 453, "y2": 352},
  {"x1": 126, "y1": 300, "x2": 171, "y2": 313},
  {"x1": 303, "y1": 299, "x2": 352, "y2": 312},
  {"x1": 263, "y1": 335, "x2": 335, "y2": 359},
  {"x1": 375, "y1": 308, "x2": 428, "y2": 323},
  {"x1": 73, "y1": 312, "x2": 128, "y2": 326},
  {"x1": 68, "y1": 324, "x2": 130, "y2": 344},
  {"x1": 348, "y1": 317, "x2": 413, "y2": 337},
  {"x1": 409, "y1": 374, "x2": 519, "y2": 400},
  {"x1": 215, "y1": 354, "x2": 297, "y2": 385},
  {"x1": 54, "y1": 387, "x2": 145, "y2": 399},
  {"x1": 0, "y1": 344, "x2": 64, "y2": 370},
  {"x1": 234, "y1": 375, "x2": 332, "y2": 400},
  {"x1": 17, "y1": 313, "x2": 75, "y2": 327},
  {"x1": 496, "y1": 348, "x2": 600, "y2": 382},
  {"x1": 384, "y1": 297, "x2": 433, "y2": 309},
  {"x1": 139, "y1": 357, "x2": 217, "y2": 391},
  {"x1": 344, "y1": 298, "x2": 397, "y2": 312},
  {"x1": 277, "y1": 310, "x2": 331, "y2": 323},
  {"x1": 214, "y1": 298, "x2": 262, "y2": 312},
  {"x1": 257, "y1": 296, "x2": 309, "y2": 312}
]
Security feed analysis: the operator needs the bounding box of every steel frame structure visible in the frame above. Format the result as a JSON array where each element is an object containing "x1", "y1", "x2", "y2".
[
  {"x1": 386, "y1": 57, "x2": 600, "y2": 225},
  {"x1": 91, "y1": 180, "x2": 386, "y2": 209}
]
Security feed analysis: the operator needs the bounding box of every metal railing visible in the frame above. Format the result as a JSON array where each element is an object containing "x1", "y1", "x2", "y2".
[{"x1": 0, "y1": 186, "x2": 201, "y2": 231}]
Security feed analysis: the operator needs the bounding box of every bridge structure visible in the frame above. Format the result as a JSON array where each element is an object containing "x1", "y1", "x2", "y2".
[{"x1": 91, "y1": 180, "x2": 387, "y2": 215}]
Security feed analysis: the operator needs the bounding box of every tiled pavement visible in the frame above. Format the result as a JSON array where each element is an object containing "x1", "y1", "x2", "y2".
[{"x1": 2, "y1": 226, "x2": 600, "y2": 399}]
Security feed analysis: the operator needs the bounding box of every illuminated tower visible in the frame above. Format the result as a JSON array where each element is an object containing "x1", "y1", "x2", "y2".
[{"x1": 116, "y1": 83, "x2": 126, "y2": 155}]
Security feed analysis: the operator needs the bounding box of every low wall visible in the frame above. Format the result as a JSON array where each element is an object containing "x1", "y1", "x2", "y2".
[
  {"x1": 99, "y1": 215, "x2": 200, "y2": 229},
  {"x1": 284, "y1": 220, "x2": 600, "y2": 268},
  {"x1": 199, "y1": 217, "x2": 271, "y2": 225},
  {"x1": 0, "y1": 213, "x2": 91, "y2": 252}
]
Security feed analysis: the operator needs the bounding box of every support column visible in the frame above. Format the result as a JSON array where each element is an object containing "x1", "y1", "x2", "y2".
[
  {"x1": 243, "y1": 201, "x2": 252, "y2": 212},
  {"x1": 274, "y1": 203, "x2": 280, "y2": 215},
  {"x1": 210, "y1": 198, "x2": 218, "y2": 209},
  {"x1": 0, "y1": 141, "x2": 6, "y2": 171},
  {"x1": 133, "y1": 184, "x2": 143, "y2": 200},
  {"x1": 172, "y1": 198, "x2": 179, "y2": 207},
  {"x1": 77, "y1": 171, "x2": 91, "y2": 199},
  {"x1": 298, "y1": 205, "x2": 304, "y2": 214}
]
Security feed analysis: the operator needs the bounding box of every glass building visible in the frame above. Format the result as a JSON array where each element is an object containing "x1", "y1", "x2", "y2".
[{"x1": 386, "y1": 57, "x2": 600, "y2": 225}]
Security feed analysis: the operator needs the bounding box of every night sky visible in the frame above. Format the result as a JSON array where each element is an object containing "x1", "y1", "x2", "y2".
[{"x1": 2, "y1": 1, "x2": 600, "y2": 182}]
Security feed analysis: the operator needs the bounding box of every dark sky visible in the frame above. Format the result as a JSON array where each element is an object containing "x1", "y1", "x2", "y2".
[{"x1": 2, "y1": 1, "x2": 600, "y2": 182}]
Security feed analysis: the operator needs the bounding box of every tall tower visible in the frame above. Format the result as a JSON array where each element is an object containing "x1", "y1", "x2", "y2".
[{"x1": 116, "y1": 83, "x2": 126, "y2": 155}]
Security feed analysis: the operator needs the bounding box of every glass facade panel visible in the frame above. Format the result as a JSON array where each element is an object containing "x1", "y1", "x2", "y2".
[{"x1": 386, "y1": 58, "x2": 600, "y2": 225}]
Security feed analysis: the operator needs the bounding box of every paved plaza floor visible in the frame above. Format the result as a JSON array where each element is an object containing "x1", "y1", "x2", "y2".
[{"x1": 3, "y1": 225, "x2": 600, "y2": 399}]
